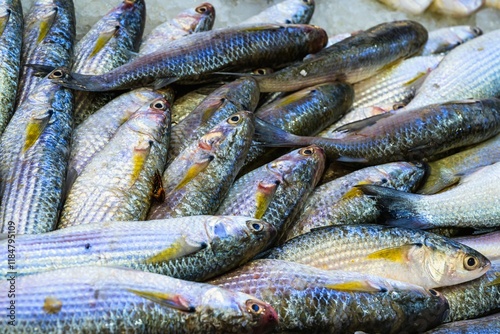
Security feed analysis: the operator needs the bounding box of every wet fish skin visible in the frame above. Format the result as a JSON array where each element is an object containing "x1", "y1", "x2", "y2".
[
  {"x1": 170, "y1": 86, "x2": 216, "y2": 126},
  {"x1": 424, "y1": 312, "x2": 500, "y2": 333},
  {"x1": 0, "y1": 0, "x2": 23, "y2": 135},
  {"x1": 242, "y1": 0, "x2": 315, "y2": 25},
  {"x1": 148, "y1": 111, "x2": 255, "y2": 220},
  {"x1": 266, "y1": 224, "x2": 491, "y2": 289},
  {"x1": 210, "y1": 259, "x2": 449, "y2": 334},
  {"x1": 139, "y1": 2, "x2": 215, "y2": 56},
  {"x1": 286, "y1": 161, "x2": 425, "y2": 240},
  {"x1": 360, "y1": 162, "x2": 500, "y2": 229},
  {"x1": 429, "y1": 0, "x2": 484, "y2": 17},
  {"x1": 50, "y1": 24, "x2": 327, "y2": 91},
  {"x1": 256, "y1": 20, "x2": 428, "y2": 92},
  {"x1": 0, "y1": 216, "x2": 276, "y2": 282},
  {"x1": 59, "y1": 97, "x2": 171, "y2": 228},
  {"x1": 418, "y1": 133, "x2": 500, "y2": 194},
  {"x1": 15, "y1": 0, "x2": 75, "y2": 108},
  {"x1": 0, "y1": 74, "x2": 72, "y2": 234},
  {"x1": 421, "y1": 25, "x2": 483, "y2": 56},
  {"x1": 217, "y1": 145, "x2": 325, "y2": 237},
  {"x1": 377, "y1": 0, "x2": 433, "y2": 14},
  {"x1": 71, "y1": 0, "x2": 146, "y2": 125},
  {"x1": 0, "y1": 266, "x2": 279, "y2": 334},
  {"x1": 454, "y1": 230, "x2": 500, "y2": 263}
]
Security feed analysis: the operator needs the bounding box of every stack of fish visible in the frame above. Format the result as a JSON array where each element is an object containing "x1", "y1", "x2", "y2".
[{"x1": 0, "y1": 0, "x2": 499, "y2": 332}]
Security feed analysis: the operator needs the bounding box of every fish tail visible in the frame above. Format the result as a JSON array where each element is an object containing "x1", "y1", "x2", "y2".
[{"x1": 254, "y1": 118, "x2": 312, "y2": 147}]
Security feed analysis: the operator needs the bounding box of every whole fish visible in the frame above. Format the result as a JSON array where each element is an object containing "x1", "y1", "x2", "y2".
[
  {"x1": 421, "y1": 25, "x2": 483, "y2": 56},
  {"x1": 437, "y1": 263, "x2": 500, "y2": 322},
  {"x1": 49, "y1": 24, "x2": 327, "y2": 91},
  {"x1": 265, "y1": 224, "x2": 491, "y2": 289},
  {"x1": 139, "y1": 3, "x2": 215, "y2": 56},
  {"x1": 15, "y1": 0, "x2": 75, "y2": 108},
  {"x1": 242, "y1": 0, "x2": 315, "y2": 25},
  {"x1": 59, "y1": 97, "x2": 170, "y2": 228},
  {"x1": 455, "y1": 230, "x2": 500, "y2": 263},
  {"x1": 217, "y1": 146, "x2": 325, "y2": 237},
  {"x1": 255, "y1": 98, "x2": 500, "y2": 164},
  {"x1": 286, "y1": 162, "x2": 425, "y2": 240},
  {"x1": 255, "y1": 20, "x2": 428, "y2": 92},
  {"x1": 169, "y1": 77, "x2": 259, "y2": 163},
  {"x1": 71, "y1": 0, "x2": 146, "y2": 125},
  {"x1": 425, "y1": 313, "x2": 500, "y2": 333},
  {"x1": 429, "y1": 0, "x2": 484, "y2": 17},
  {"x1": 0, "y1": 0, "x2": 23, "y2": 134},
  {"x1": 376, "y1": 0, "x2": 433, "y2": 14},
  {"x1": 0, "y1": 216, "x2": 276, "y2": 281},
  {"x1": 0, "y1": 266, "x2": 279, "y2": 333},
  {"x1": 0, "y1": 72, "x2": 73, "y2": 234},
  {"x1": 210, "y1": 259, "x2": 449, "y2": 333},
  {"x1": 148, "y1": 111, "x2": 254, "y2": 220},
  {"x1": 359, "y1": 162, "x2": 500, "y2": 229},
  {"x1": 67, "y1": 88, "x2": 173, "y2": 189},
  {"x1": 418, "y1": 133, "x2": 500, "y2": 194}
]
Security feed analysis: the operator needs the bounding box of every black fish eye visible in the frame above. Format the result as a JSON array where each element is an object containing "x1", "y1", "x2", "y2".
[
  {"x1": 252, "y1": 223, "x2": 263, "y2": 231},
  {"x1": 196, "y1": 5, "x2": 208, "y2": 13},
  {"x1": 428, "y1": 289, "x2": 439, "y2": 296},
  {"x1": 464, "y1": 256, "x2": 479, "y2": 270},
  {"x1": 152, "y1": 100, "x2": 166, "y2": 110},
  {"x1": 393, "y1": 103, "x2": 405, "y2": 110},
  {"x1": 51, "y1": 70, "x2": 64, "y2": 78},
  {"x1": 246, "y1": 300, "x2": 265, "y2": 314},
  {"x1": 285, "y1": 19, "x2": 292, "y2": 24},
  {"x1": 228, "y1": 114, "x2": 241, "y2": 124},
  {"x1": 300, "y1": 147, "x2": 314, "y2": 156}
]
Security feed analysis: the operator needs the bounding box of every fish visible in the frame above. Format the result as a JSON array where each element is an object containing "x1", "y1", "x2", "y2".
[
  {"x1": 421, "y1": 25, "x2": 483, "y2": 56},
  {"x1": 429, "y1": 0, "x2": 484, "y2": 17},
  {"x1": 210, "y1": 259, "x2": 449, "y2": 333},
  {"x1": 217, "y1": 146, "x2": 325, "y2": 237},
  {"x1": 0, "y1": 0, "x2": 23, "y2": 135},
  {"x1": 265, "y1": 224, "x2": 491, "y2": 289},
  {"x1": 454, "y1": 230, "x2": 500, "y2": 263},
  {"x1": 254, "y1": 98, "x2": 500, "y2": 164},
  {"x1": 376, "y1": 0, "x2": 433, "y2": 14},
  {"x1": 49, "y1": 23, "x2": 327, "y2": 91},
  {"x1": 418, "y1": 133, "x2": 500, "y2": 194},
  {"x1": 255, "y1": 20, "x2": 428, "y2": 92},
  {"x1": 71, "y1": 0, "x2": 146, "y2": 125},
  {"x1": 424, "y1": 312, "x2": 500, "y2": 333},
  {"x1": 15, "y1": 0, "x2": 75, "y2": 108},
  {"x1": 0, "y1": 71, "x2": 73, "y2": 234},
  {"x1": 0, "y1": 216, "x2": 276, "y2": 281},
  {"x1": 359, "y1": 162, "x2": 500, "y2": 229},
  {"x1": 285, "y1": 161, "x2": 426, "y2": 241},
  {"x1": 170, "y1": 85, "x2": 220, "y2": 126},
  {"x1": 139, "y1": 2, "x2": 215, "y2": 56},
  {"x1": 59, "y1": 97, "x2": 171, "y2": 228},
  {"x1": 147, "y1": 111, "x2": 254, "y2": 220},
  {"x1": 0, "y1": 266, "x2": 279, "y2": 333},
  {"x1": 241, "y1": 0, "x2": 315, "y2": 25}
]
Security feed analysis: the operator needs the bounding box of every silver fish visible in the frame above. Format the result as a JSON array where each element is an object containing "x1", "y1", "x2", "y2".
[
  {"x1": 421, "y1": 25, "x2": 483, "y2": 56},
  {"x1": 242, "y1": 0, "x2": 315, "y2": 25}
]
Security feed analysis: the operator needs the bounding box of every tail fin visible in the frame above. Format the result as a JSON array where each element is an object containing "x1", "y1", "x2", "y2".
[{"x1": 254, "y1": 118, "x2": 313, "y2": 147}]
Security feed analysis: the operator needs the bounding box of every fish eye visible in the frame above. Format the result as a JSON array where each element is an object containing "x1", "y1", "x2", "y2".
[
  {"x1": 247, "y1": 220, "x2": 264, "y2": 232},
  {"x1": 472, "y1": 27, "x2": 483, "y2": 36},
  {"x1": 299, "y1": 147, "x2": 314, "y2": 156},
  {"x1": 228, "y1": 114, "x2": 241, "y2": 124},
  {"x1": 246, "y1": 300, "x2": 265, "y2": 315},
  {"x1": 196, "y1": 5, "x2": 208, "y2": 13},
  {"x1": 464, "y1": 256, "x2": 479, "y2": 270},
  {"x1": 428, "y1": 289, "x2": 439, "y2": 296},
  {"x1": 151, "y1": 99, "x2": 167, "y2": 110},
  {"x1": 253, "y1": 68, "x2": 271, "y2": 76},
  {"x1": 285, "y1": 19, "x2": 292, "y2": 24},
  {"x1": 393, "y1": 103, "x2": 405, "y2": 110},
  {"x1": 51, "y1": 69, "x2": 64, "y2": 78}
]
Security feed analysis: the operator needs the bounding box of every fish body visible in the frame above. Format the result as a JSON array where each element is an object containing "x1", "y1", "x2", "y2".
[
  {"x1": 455, "y1": 230, "x2": 500, "y2": 263},
  {"x1": 286, "y1": 162, "x2": 425, "y2": 240},
  {"x1": 242, "y1": 0, "x2": 315, "y2": 25},
  {"x1": 0, "y1": 266, "x2": 279, "y2": 333},
  {"x1": 429, "y1": 0, "x2": 484, "y2": 17},
  {"x1": 256, "y1": 20, "x2": 428, "y2": 92},
  {"x1": 148, "y1": 111, "x2": 254, "y2": 219},
  {"x1": 0, "y1": 216, "x2": 275, "y2": 281},
  {"x1": 421, "y1": 25, "x2": 483, "y2": 56},
  {"x1": 210, "y1": 259, "x2": 449, "y2": 333},
  {"x1": 0, "y1": 0, "x2": 23, "y2": 134},
  {"x1": 51, "y1": 24, "x2": 327, "y2": 91},
  {"x1": 139, "y1": 3, "x2": 215, "y2": 56},
  {"x1": 266, "y1": 224, "x2": 491, "y2": 289},
  {"x1": 376, "y1": 0, "x2": 433, "y2": 14},
  {"x1": 425, "y1": 313, "x2": 500, "y2": 333},
  {"x1": 59, "y1": 98, "x2": 171, "y2": 228}
]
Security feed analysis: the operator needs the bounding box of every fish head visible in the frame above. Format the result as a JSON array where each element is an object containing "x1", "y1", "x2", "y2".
[
  {"x1": 373, "y1": 161, "x2": 427, "y2": 192},
  {"x1": 200, "y1": 287, "x2": 278, "y2": 334},
  {"x1": 126, "y1": 97, "x2": 170, "y2": 142},
  {"x1": 421, "y1": 236, "x2": 491, "y2": 288},
  {"x1": 275, "y1": 0, "x2": 315, "y2": 25},
  {"x1": 175, "y1": 3, "x2": 216, "y2": 34}
]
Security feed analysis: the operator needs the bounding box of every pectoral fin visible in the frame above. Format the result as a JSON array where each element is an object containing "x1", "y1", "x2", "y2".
[
  {"x1": 89, "y1": 25, "x2": 119, "y2": 58},
  {"x1": 172, "y1": 155, "x2": 214, "y2": 191},
  {"x1": 131, "y1": 140, "x2": 152, "y2": 184},
  {"x1": 127, "y1": 289, "x2": 195, "y2": 312},
  {"x1": 254, "y1": 180, "x2": 279, "y2": 219},
  {"x1": 37, "y1": 7, "x2": 57, "y2": 44},
  {"x1": 366, "y1": 244, "x2": 423, "y2": 263},
  {"x1": 23, "y1": 109, "x2": 53, "y2": 153},
  {"x1": 144, "y1": 236, "x2": 207, "y2": 264},
  {"x1": 325, "y1": 280, "x2": 385, "y2": 293},
  {"x1": 0, "y1": 9, "x2": 10, "y2": 37}
]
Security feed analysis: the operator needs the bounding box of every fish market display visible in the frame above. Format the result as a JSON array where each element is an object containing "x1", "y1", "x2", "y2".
[{"x1": 241, "y1": 0, "x2": 315, "y2": 25}]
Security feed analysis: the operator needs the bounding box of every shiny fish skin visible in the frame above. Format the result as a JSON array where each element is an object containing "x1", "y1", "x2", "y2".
[
  {"x1": 68, "y1": 88, "x2": 172, "y2": 188},
  {"x1": 0, "y1": 0, "x2": 22, "y2": 135},
  {"x1": 170, "y1": 86, "x2": 218, "y2": 125},
  {"x1": 51, "y1": 24, "x2": 327, "y2": 91},
  {"x1": 242, "y1": 0, "x2": 315, "y2": 25},
  {"x1": 418, "y1": 133, "x2": 500, "y2": 194},
  {"x1": 266, "y1": 224, "x2": 491, "y2": 289},
  {"x1": 407, "y1": 29, "x2": 500, "y2": 110},
  {"x1": 455, "y1": 230, "x2": 500, "y2": 263},
  {"x1": 169, "y1": 77, "x2": 259, "y2": 163},
  {"x1": 421, "y1": 25, "x2": 483, "y2": 56},
  {"x1": 256, "y1": 20, "x2": 428, "y2": 92},
  {"x1": 286, "y1": 162, "x2": 425, "y2": 240},
  {"x1": 437, "y1": 263, "x2": 500, "y2": 322},
  {"x1": 0, "y1": 216, "x2": 276, "y2": 281},
  {"x1": 0, "y1": 266, "x2": 279, "y2": 334},
  {"x1": 15, "y1": 0, "x2": 75, "y2": 108},
  {"x1": 429, "y1": 0, "x2": 483, "y2": 17},
  {"x1": 0, "y1": 75, "x2": 72, "y2": 234},
  {"x1": 424, "y1": 313, "x2": 500, "y2": 333},
  {"x1": 147, "y1": 111, "x2": 254, "y2": 220},
  {"x1": 59, "y1": 98, "x2": 170, "y2": 228},
  {"x1": 71, "y1": 0, "x2": 146, "y2": 125},
  {"x1": 377, "y1": 0, "x2": 433, "y2": 14},
  {"x1": 139, "y1": 2, "x2": 215, "y2": 56},
  {"x1": 217, "y1": 146, "x2": 325, "y2": 237},
  {"x1": 210, "y1": 259, "x2": 449, "y2": 333}
]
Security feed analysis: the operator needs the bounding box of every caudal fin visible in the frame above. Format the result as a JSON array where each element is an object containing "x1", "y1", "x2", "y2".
[{"x1": 254, "y1": 118, "x2": 313, "y2": 147}]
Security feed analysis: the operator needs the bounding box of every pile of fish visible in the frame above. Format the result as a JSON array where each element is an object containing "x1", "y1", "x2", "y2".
[
  {"x1": 376, "y1": 0, "x2": 500, "y2": 17},
  {"x1": 0, "y1": 0, "x2": 500, "y2": 332}
]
